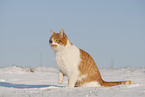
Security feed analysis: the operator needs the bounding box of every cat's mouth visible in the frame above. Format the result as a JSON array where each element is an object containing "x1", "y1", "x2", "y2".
[{"x1": 51, "y1": 44, "x2": 57, "y2": 47}]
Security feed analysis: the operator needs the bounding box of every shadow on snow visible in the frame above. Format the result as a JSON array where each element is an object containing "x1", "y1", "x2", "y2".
[{"x1": 0, "y1": 82, "x2": 64, "y2": 89}]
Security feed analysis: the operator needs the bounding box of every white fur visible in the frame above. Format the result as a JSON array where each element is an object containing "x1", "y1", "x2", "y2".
[
  {"x1": 81, "y1": 81, "x2": 101, "y2": 87},
  {"x1": 78, "y1": 75, "x2": 87, "y2": 81},
  {"x1": 54, "y1": 40, "x2": 81, "y2": 87}
]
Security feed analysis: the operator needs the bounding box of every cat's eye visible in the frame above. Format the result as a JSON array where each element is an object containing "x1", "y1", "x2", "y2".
[{"x1": 49, "y1": 40, "x2": 52, "y2": 44}]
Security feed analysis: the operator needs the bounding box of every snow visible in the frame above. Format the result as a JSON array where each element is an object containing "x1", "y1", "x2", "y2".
[{"x1": 0, "y1": 66, "x2": 144, "y2": 97}]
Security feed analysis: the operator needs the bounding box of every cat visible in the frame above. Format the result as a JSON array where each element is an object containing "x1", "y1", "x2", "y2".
[{"x1": 49, "y1": 29, "x2": 134, "y2": 87}]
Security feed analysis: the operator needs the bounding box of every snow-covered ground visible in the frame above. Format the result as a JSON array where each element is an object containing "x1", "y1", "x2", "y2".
[{"x1": 0, "y1": 66, "x2": 144, "y2": 97}]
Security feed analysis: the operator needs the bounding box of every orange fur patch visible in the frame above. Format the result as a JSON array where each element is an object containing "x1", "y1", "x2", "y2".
[{"x1": 76, "y1": 49, "x2": 103, "y2": 87}]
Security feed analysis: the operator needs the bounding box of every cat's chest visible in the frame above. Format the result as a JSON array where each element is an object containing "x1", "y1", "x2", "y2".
[{"x1": 55, "y1": 46, "x2": 81, "y2": 74}]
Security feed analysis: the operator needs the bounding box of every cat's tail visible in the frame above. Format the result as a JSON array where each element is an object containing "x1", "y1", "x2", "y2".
[{"x1": 101, "y1": 80, "x2": 134, "y2": 87}]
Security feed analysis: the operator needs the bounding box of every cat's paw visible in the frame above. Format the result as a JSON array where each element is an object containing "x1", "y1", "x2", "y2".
[{"x1": 58, "y1": 81, "x2": 63, "y2": 84}]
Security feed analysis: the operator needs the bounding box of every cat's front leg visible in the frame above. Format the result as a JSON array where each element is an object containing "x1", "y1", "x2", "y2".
[
  {"x1": 68, "y1": 73, "x2": 78, "y2": 87},
  {"x1": 58, "y1": 71, "x2": 64, "y2": 84}
]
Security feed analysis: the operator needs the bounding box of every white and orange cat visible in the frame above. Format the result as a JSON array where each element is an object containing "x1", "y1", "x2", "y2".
[{"x1": 49, "y1": 29, "x2": 134, "y2": 87}]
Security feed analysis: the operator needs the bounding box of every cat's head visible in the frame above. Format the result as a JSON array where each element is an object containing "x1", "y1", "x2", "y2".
[{"x1": 49, "y1": 29, "x2": 71, "y2": 51}]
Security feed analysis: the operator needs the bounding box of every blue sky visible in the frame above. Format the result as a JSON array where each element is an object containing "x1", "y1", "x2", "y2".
[{"x1": 0, "y1": 0, "x2": 145, "y2": 68}]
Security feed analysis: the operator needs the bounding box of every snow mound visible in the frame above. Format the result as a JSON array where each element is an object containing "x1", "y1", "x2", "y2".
[{"x1": 0, "y1": 65, "x2": 59, "y2": 73}]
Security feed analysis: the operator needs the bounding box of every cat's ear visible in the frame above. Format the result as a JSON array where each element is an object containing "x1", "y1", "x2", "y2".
[
  {"x1": 59, "y1": 29, "x2": 66, "y2": 38},
  {"x1": 50, "y1": 30, "x2": 55, "y2": 34}
]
